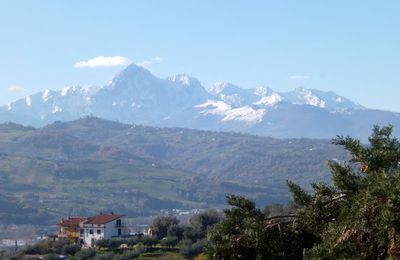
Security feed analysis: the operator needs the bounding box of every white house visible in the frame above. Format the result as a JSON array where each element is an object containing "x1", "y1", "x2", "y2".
[{"x1": 80, "y1": 213, "x2": 126, "y2": 247}]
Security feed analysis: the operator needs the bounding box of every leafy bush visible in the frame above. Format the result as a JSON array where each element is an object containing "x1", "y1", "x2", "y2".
[
  {"x1": 44, "y1": 253, "x2": 61, "y2": 260},
  {"x1": 126, "y1": 236, "x2": 140, "y2": 246},
  {"x1": 24, "y1": 241, "x2": 52, "y2": 255},
  {"x1": 108, "y1": 239, "x2": 123, "y2": 249},
  {"x1": 113, "y1": 248, "x2": 146, "y2": 260},
  {"x1": 61, "y1": 243, "x2": 81, "y2": 255},
  {"x1": 70, "y1": 248, "x2": 96, "y2": 260},
  {"x1": 95, "y1": 239, "x2": 109, "y2": 248},
  {"x1": 92, "y1": 251, "x2": 115, "y2": 260},
  {"x1": 140, "y1": 236, "x2": 158, "y2": 247},
  {"x1": 150, "y1": 216, "x2": 179, "y2": 238},
  {"x1": 180, "y1": 239, "x2": 205, "y2": 259},
  {"x1": 160, "y1": 236, "x2": 178, "y2": 248}
]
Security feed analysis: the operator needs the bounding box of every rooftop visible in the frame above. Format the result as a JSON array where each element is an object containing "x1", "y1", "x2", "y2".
[
  {"x1": 85, "y1": 214, "x2": 125, "y2": 225},
  {"x1": 58, "y1": 217, "x2": 87, "y2": 227}
]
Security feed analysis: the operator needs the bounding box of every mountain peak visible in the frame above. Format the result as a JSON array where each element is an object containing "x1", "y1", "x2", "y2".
[
  {"x1": 167, "y1": 74, "x2": 202, "y2": 88},
  {"x1": 254, "y1": 86, "x2": 274, "y2": 97},
  {"x1": 108, "y1": 64, "x2": 154, "y2": 86},
  {"x1": 122, "y1": 63, "x2": 151, "y2": 75},
  {"x1": 209, "y1": 82, "x2": 243, "y2": 95}
]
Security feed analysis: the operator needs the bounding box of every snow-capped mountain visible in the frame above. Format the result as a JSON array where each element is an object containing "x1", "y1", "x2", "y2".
[{"x1": 0, "y1": 64, "x2": 399, "y2": 140}]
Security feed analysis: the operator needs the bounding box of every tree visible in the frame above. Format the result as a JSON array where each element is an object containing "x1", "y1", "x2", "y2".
[
  {"x1": 160, "y1": 236, "x2": 179, "y2": 248},
  {"x1": 140, "y1": 235, "x2": 158, "y2": 247},
  {"x1": 190, "y1": 209, "x2": 221, "y2": 239},
  {"x1": 70, "y1": 248, "x2": 96, "y2": 260},
  {"x1": 167, "y1": 224, "x2": 185, "y2": 241},
  {"x1": 180, "y1": 239, "x2": 206, "y2": 259},
  {"x1": 61, "y1": 243, "x2": 81, "y2": 255},
  {"x1": 206, "y1": 125, "x2": 400, "y2": 259},
  {"x1": 150, "y1": 215, "x2": 179, "y2": 239},
  {"x1": 289, "y1": 125, "x2": 400, "y2": 258},
  {"x1": 205, "y1": 195, "x2": 261, "y2": 259},
  {"x1": 205, "y1": 194, "x2": 303, "y2": 259}
]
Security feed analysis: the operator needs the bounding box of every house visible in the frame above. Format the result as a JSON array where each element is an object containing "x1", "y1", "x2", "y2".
[
  {"x1": 57, "y1": 213, "x2": 126, "y2": 247},
  {"x1": 81, "y1": 213, "x2": 126, "y2": 247},
  {"x1": 57, "y1": 217, "x2": 87, "y2": 243}
]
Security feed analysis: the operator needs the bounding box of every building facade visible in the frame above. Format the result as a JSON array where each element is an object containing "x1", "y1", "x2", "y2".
[
  {"x1": 81, "y1": 214, "x2": 125, "y2": 247},
  {"x1": 57, "y1": 217, "x2": 87, "y2": 244},
  {"x1": 57, "y1": 213, "x2": 126, "y2": 247}
]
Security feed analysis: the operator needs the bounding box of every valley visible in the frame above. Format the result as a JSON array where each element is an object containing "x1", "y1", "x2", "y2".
[{"x1": 0, "y1": 117, "x2": 346, "y2": 226}]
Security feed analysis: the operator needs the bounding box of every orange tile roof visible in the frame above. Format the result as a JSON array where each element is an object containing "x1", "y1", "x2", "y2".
[
  {"x1": 85, "y1": 214, "x2": 124, "y2": 224},
  {"x1": 58, "y1": 217, "x2": 87, "y2": 227}
]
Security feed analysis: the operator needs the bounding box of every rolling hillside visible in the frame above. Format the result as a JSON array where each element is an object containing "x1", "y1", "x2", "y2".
[{"x1": 0, "y1": 117, "x2": 347, "y2": 225}]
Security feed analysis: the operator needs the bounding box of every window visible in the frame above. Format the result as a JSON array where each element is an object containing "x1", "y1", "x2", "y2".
[
  {"x1": 80, "y1": 229, "x2": 84, "y2": 235},
  {"x1": 89, "y1": 229, "x2": 94, "y2": 235},
  {"x1": 97, "y1": 229, "x2": 101, "y2": 234},
  {"x1": 118, "y1": 228, "x2": 121, "y2": 236}
]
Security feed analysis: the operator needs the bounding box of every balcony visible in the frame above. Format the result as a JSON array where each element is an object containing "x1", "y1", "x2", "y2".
[
  {"x1": 58, "y1": 231, "x2": 80, "y2": 238},
  {"x1": 115, "y1": 223, "x2": 125, "y2": 228}
]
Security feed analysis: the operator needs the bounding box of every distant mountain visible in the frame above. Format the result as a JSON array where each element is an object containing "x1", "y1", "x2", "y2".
[
  {"x1": 0, "y1": 118, "x2": 346, "y2": 225},
  {"x1": 1, "y1": 64, "x2": 399, "y2": 140}
]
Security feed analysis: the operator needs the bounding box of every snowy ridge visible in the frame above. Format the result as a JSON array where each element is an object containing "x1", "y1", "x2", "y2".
[{"x1": 1, "y1": 64, "x2": 386, "y2": 141}]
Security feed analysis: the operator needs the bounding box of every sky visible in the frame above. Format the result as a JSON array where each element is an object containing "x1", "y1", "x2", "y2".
[{"x1": 0, "y1": 1, "x2": 400, "y2": 111}]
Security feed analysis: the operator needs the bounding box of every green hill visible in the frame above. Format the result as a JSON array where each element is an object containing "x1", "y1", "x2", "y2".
[{"x1": 0, "y1": 117, "x2": 346, "y2": 225}]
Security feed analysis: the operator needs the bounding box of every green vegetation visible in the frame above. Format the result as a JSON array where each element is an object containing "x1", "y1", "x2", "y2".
[
  {"x1": 206, "y1": 125, "x2": 400, "y2": 259},
  {"x1": 0, "y1": 117, "x2": 345, "y2": 225},
  {"x1": 5, "y1": 124, "x2": 400, "y2": 258},
  {"x1": 7, "y1": 210, "x2": 219, "y2": 259}
]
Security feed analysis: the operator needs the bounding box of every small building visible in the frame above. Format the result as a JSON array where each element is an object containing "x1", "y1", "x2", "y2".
[
  {"x1": 56, "y1": 213, "x2": 126, "y2": 247},
  {"x1": 81, "y1": 213, "x2": 126, "y2": 247},
  {"x1": 57, "y1": 217, "x2": 87, "y2": 243}
]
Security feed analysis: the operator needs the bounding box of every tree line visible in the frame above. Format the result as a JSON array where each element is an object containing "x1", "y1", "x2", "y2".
[
  {"x1": 206, "y1": 125, "x2": 400, "y2": 259},
  {"x1": 4, "y1": 125, "x2": 400, "y2": 259}
]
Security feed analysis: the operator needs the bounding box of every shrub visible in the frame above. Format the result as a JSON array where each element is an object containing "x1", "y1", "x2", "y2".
[
  {"x1": 61, "y1": 243, "x2": 81, "y2": 255},
  {"x1": 92, "y1": 251, "x2": 116, "y2": 260},
  {"x1": 24, "y1": 241, "x2": 52, "y2": 255},
  {"x1": 44, "y1": 253, "x2": 61, "y2": 260},
  {"x1": 70, "y1": 248, "x2": 96, "y2": 260},
  {"x1": 108, "y1": 239, "x2": 123, "y2": 249},
  {"x1": 95, "y1": 239, "x2": 109, "y2": 248},
  {"x1": 140, "y1": 236, "x2": 158, "y2": 247},
  {"x1": 113, "y1": 248, "x2": 146, "y2": 260},
  {"x1": 126, "y1": 236, "x2": 140, "y2": 247},
  {"x1": 180, "y1": 239, "x2": 205, "y2": 259},
  {"x1": 160, "y1": 236, "x2": 178, "y2": 248}
]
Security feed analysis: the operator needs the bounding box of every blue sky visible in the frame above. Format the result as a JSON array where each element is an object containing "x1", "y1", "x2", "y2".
[{"x1": 1, "y1": 1, "x2": 400, "y2": 111}]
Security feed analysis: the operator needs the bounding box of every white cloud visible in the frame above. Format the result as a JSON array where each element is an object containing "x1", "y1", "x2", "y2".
[
  {"x1": 136, "y1": 57, "x2": 163, "y2": 68},
  {"x1": 74, "y1": 56, "x2": 131, "y2": 68},
  {"x1": 289, "y1": 74, "x2": 311, "y2": 80},
  {"x1": 8, "y1": 85, "x2": 27, "y2": 92}
]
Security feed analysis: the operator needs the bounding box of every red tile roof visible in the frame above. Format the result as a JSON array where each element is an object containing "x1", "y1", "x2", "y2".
[
  {"x1": 58, "y1": 217, "x2": 87, "y2": 227},
  {"x1": 85, "y1": 214, "x2": 125, "y2": 224}
]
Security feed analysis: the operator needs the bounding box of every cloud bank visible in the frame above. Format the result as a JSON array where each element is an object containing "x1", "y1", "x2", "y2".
[
  {"x1": 8, "y1": 85, "x2": 27, "y2": 92},
  {"x1": 74, "y1": 56, "x2": 131, "y2": 68},
  {"x1": 289, "y1": 74, "x2": 311, "y2": 80},
  {"x1": 136, "y1": 57, "x2": 163, "y2": 68}
]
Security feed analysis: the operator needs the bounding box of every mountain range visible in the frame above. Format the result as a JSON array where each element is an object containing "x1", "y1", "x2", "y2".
[{"x1": 1, "y1": 64, "x2": 399, "y2": 140}]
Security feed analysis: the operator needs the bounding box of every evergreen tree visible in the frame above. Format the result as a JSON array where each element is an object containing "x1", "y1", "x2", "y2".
[
  {"x1": 289, "y1": 125, "x2": 400, "y2": 258},
  {"x1": 207, "y1": 125, "x2": 400, "y2": 259},
  {"x1": 205, "y1": 195, "x2": 303, "y2": 259}
]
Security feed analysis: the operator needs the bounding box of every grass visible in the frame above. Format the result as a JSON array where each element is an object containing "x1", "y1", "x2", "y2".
[{"x1": 138, "y1": 250, "x2": 184, "y2": 260}]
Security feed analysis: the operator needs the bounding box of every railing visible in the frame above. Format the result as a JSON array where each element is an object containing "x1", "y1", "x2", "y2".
[
  {"x1": 115, "y1": 223, "x2": 125, "y2": 228},
  {"x1": 58, "y1": 231, "x2": 80, "y2": 238}
]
